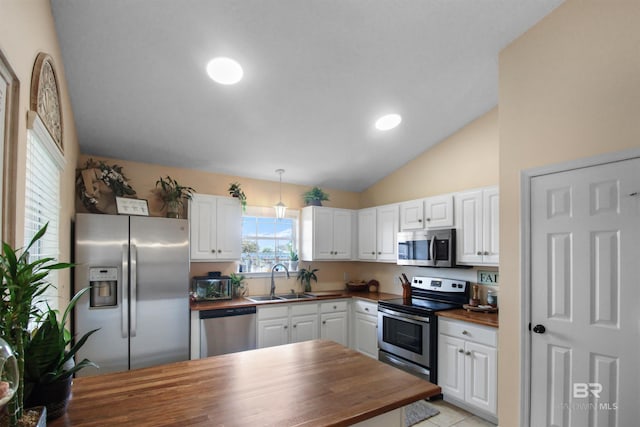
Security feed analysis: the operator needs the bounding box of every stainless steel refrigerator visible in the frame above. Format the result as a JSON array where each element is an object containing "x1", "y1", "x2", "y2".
[{"x1": 74, "y1": 213, "x2": 190, "y2": 377}]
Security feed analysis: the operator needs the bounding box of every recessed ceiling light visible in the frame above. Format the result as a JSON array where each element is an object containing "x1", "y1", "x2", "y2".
[
  {"x1": 375, "y1": 114, "x2": 402, "y2": 131},
  {"x1": 206, "y1": 57, "x2": 243, "y2": 85}
]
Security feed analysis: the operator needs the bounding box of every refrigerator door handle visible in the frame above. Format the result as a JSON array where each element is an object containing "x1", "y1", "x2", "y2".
[
  {"x1": 130, "y1": 243, "x2": 137, "y2": 337},
  {"x1": 122, "y1": 244, "x2": 129, "y2": 339}
]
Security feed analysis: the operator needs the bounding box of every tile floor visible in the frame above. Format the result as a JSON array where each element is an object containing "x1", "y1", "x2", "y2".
[{"x1": 414, "y1": 399, "x2": 497, "y2": 427}]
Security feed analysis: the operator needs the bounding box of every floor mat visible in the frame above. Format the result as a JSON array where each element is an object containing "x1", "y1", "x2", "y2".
[{"x1": 405, "y1": 400, "x2": 440, "y2": 426}]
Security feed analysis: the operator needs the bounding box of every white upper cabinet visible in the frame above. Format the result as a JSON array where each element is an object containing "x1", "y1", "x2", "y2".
[
  {"x1": 454, "y1": 186, "x2": 499, "y2": 265},
  {"x1": 357, "y1": 204, "x2": 399, "y2": 262},
  {"x1": 300, "y1": 206, "x2": 354, "y2": 261},
  {"x1": 189, "y1": 193, "x2": 242, "y2": 261},
  {"x1": 400, "y1": 194, "x2": 454, "y2": 230}
]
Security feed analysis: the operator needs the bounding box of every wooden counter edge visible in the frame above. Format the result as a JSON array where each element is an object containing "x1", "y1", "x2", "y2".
[{"x1": 436, "y1": 308, "x2": 499, "y2": 328}]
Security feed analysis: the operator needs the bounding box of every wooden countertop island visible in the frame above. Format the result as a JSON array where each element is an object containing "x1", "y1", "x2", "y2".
[{"x1": 50, "y1": 340, "x2": 440, "y2": 427}]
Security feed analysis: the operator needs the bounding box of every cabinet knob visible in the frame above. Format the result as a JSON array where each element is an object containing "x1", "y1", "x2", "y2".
[
  {"x1": 364, "y1": 307, "x2": 369, "y2": 312},
  {"x1": 333, "y1": 305, "x2": 337, "y2": 309},
  {"x1": 426, "y1": 218, "x2": 431, "y2": 222},
  {"x1": 377, "y1": 251, "x2": 381, "y2": 255},
  {"x1": 293, "y1": 324, "x2": 297, "y2": 328},
  {"x1": 477, "y1": 251, "x2": 482, "y2": 256},
  {"x1": 418, "y1": 219, "x2": 422, "y2": 223},
  {"x1": 371, "y1": 252, "x2": 375, "y2": 255},
  {"x1": 458, "y1": 349, "x2": 464, "y2": 353},
  {"x1": 211, "y1": 249, "x2": 216, "y2": 253},
  {"x1": 465, "y1": 351, "x2": 471, "y2": 356},
  {"x1": 322, "y1": 320, "x2": 326, "y2": 325},
  {"x1": 462, "y1": 330, "x2": 469, "y2": 335},
  {"x1": 284, "y1": 325, "x2": 288, "y2": 329},
  {"x1": 218, "y1": 249, "x2": 222, "y2": 253},
  {"x1": 483, "y1": 251, "x2": 489, "y2": 255}
]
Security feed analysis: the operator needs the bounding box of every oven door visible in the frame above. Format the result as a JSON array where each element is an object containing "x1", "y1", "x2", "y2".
[{"x1": 377, "y1": 306, "x2": 431, "y2": 367}]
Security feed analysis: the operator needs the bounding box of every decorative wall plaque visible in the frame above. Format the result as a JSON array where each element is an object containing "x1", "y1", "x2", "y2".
[{"x1": 30, "y1": 53, "x2": 62, "y2": 149}]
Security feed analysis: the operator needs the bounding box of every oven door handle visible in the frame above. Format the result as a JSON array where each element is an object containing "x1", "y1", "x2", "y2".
[{"x1": 378, "y1": 307, "x2": 430, "y2": 324}]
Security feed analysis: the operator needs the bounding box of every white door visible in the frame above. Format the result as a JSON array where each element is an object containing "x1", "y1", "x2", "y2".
[
  {"x1": 189, "y1": 194, "x2": 217, "y2": 260},
  {"x1": 321, "y1": 312, "x2": 348, "y2": 346},
  {"x1": 354, "y1": 313, "x2": 378, "y2": 359},
  {"x1": 455, "y1": 190, "x2": 483, "y2": 264},
  {"x1": 438, "y1": 334, "x2": 466, "y2": 401},
  {"x1": 257, "y1": 318, "x2": 288, "y2": 348},
  {"x1": 424, "y1": 194, "x2": 454, "y2": 228},
  {"x1": 482, "y1": 188, "x2": 500, "y2": 264},
  {"x1": 314, "y1": 207, "x2": 334, "y2": 259},
  {"x1": 530, "y1": 158, "x2": 640, "y2": 427},
  {"x1": 215, "y1": 197, "x2": 242, "y2": 260},
  {"x1": 465, "y1": 341, "x2": 497, "y2": 415},
  {"x1": 290, "y1": 314, "x2": 318, "y2": 343},
  {"x1": 332, "y1": 209, "x2": 352, "y2": 259},
  {"x1": 357, "y1": 208, "x2": 377, "y2": 260},
  {"x1": 400, "y1": 199, "x2": 424, "y2": 230}
]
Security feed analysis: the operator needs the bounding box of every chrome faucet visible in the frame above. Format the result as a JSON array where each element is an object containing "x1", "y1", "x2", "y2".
[{"x1": 270, "y1": 263, "x2": 290, "y2": 297}]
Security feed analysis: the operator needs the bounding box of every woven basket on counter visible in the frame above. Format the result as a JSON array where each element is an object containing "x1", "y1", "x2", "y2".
[{"x1": 345, "y1": 281, "x2": 368, "y2": 292}]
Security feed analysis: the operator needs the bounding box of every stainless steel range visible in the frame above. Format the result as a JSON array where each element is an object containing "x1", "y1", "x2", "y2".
[{"x1": 378, "y1": 276, "x2": 469, "y2": 384}]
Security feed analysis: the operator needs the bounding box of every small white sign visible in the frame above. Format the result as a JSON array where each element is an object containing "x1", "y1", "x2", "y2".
[
  {"x1": 478, "y1": 270, "x2": 499, "y2": 285},
  {"x1": 116, "y1": 197, "x2": 149, "y2": 216}
]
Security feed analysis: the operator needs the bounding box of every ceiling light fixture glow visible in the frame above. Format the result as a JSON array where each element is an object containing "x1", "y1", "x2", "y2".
[
  {"x1": 375, "y1": 114, "x2": 402, "y2": 131},
  {"x1": 206, "y1": 57, "x2": 243, "y2": 85}
]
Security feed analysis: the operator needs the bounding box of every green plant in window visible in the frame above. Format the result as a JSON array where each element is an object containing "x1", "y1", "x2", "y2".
[{"x1": 229, "y1": 273, "x2": 246, "y2": 297}]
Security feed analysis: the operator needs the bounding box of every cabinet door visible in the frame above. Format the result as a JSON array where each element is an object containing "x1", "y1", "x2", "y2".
[
  {"x1": 464, "y1": 341, "x2": 497, "y2": 415},
  {"x1": 424, "y1": 194, "x2": 454, "y2": 228},
  {"x1": 321, "y1": 312, "x2": 348, "y2": 346},
  {"x1": 376, "y1": 204, "x2": 399, "y2": 262},
  {"x1": 357, "y1": 208, "x2": 377, "y2": 260},
  {"x1": 482, "y1": 188, "x2": 499, "y2": 265},
  {"x1": 189, "y1": 195, "x2": 217, "y2": 260},
  {"x1": 290, "y1": 314, "x2": 319, "y2": 343},
  {"x1": 400, "y1": 199, "x2": 424, "y2": 230},
  {"x1": 354, "y1": 313, "x2": 378, "y2": 359},
  {"x1": 313, "y1": 208, "x2": 335, "y2": 259},
  {"x1": 257, "y1": 318, "x2": 288, "y2": 348},
  {"x1": 438, "y1": 334, "x2": 466, "y2": 402},
  {"x1": 215, "y1": 197, "x2": 242, "y2": 260},
  {"x1": 332, "y1": 210, "x2": 353, "y2": 259},
  {"x1": 455, "y1": 190, "x2": 483, "y2": 265}
]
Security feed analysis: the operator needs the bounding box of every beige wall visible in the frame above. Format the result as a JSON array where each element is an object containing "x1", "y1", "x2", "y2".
[
  {"x1": 360, "y1": 108, "x2": 498, "y2": 208},
  {"x1": 498, "y1": 0, "x2": 640, "y2": 425},
  {"x1": 0, "y1": 1, "x2": 79, "y2": 307},
  {"x1": 78, "y1": 154, "x2": 362, "y2": 294}
]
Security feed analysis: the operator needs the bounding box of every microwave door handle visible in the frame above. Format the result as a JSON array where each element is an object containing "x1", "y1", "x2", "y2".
[{"x1": 430, "y1": 236, "x2": 436, "y2": 265}]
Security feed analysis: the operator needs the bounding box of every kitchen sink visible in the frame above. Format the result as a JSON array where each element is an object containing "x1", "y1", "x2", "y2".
[
  {"x1": 276, "y1": 293, "x2": 314, "y2": 300},
  {"x1": 245, "y1": 295, "x2": 282, "y2": 302},
  {"x1": 245, "y1": 294, "x2": 314, "y2": 302}
]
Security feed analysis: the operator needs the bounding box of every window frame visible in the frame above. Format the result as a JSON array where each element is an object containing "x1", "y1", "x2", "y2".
[{"x1": 240, "y1": 206, "x2": 299, "y2": 277}]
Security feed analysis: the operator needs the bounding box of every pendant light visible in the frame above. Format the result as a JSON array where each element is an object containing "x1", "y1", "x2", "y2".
[{"x1": 274, "y1": 169, "x2": 287, "y2": 219}]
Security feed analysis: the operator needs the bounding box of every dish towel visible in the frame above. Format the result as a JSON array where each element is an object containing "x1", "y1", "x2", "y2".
[{"x1": 404, "y1": 400, "x2": 440, "y2": 427}]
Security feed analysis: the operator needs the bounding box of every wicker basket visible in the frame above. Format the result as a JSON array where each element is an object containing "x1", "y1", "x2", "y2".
[{"x1": 345, "y1": 281, "x2": 368, "y2": 292}]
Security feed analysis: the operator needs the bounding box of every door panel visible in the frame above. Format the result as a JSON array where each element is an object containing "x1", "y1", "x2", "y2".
[
  {"x1": 129, "y1": 216, "x2": 190, "y2": 370},
  {"x1": 530, "y1": 157, "x2": 640, "y2": 427}
]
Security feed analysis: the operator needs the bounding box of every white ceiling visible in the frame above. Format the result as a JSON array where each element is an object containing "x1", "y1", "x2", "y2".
[{"x1": 50, "y1": 0, "x2": 562, "y2": 192}]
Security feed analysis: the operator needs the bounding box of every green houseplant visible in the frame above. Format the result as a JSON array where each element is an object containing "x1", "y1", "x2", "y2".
[
  {"x1": 296, "y1": 265, "x2": 318, "y2": 292},
  {"x1": 155, "y1": 176, "x2": 195, "y2": 218},
  {"x1": 0, "y1": 225, "x2": 71, "y2": 426},
  {"x1": 288, "y1": 248, "x2": 299, "y2": 271},
  {"x1": 229, "y1": 273, "x2": 246, "y2": 298},
  {"x1": 302, "y1": 187, "x2": 329, "y2": 206},
  {"x1": 23, "y1": 288, "x2": 99, "y2": 420},
  {"x1": 228, "y1": 182, "x2": 247, "y2": 212}
]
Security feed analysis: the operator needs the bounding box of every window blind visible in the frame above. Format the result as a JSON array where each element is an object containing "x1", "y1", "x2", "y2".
[{"x1": 25, "y1": 112, "x2": 65, "y2": 311}]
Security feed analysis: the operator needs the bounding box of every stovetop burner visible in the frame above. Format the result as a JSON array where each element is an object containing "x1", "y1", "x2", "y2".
[{"x1": 379, "y1": 276, "x2": 470, "y2": 317}]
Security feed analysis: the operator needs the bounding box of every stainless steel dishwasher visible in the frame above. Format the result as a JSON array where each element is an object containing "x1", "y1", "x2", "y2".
[{"x1": 199, "y1": 306, "x2": 257, "y2": 357}]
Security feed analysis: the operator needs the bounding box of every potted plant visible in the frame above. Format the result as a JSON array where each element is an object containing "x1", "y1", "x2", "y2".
[
  {"x1": 155, "y1": 176, "x2": 195, "y2": 218},
  {"x1": 296, "y1": 265, "x2": 318, "y2": 292},
  {"x1": 228, "y1": 182, "x2": 247, "y2": 212},
  {"x1": 302, "y1": 187, "x2": 329, "y2": 206},
  {"x1": 0, "y1": 224, "x2": 71, "y2": 426},
  {"x1": 23, "y1": 288, "x2": 99, "y2": 420},
  {"x1": 288, "y1": 249, "x2": 299, "y2": 271},
  {"x1": 229, "y1": 273, "x2": 246, "y2": 298}
]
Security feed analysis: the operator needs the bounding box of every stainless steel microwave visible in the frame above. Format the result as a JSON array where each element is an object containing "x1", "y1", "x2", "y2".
[{"x1": 397, "y1": 229, "x2": 456, "y2": 267}]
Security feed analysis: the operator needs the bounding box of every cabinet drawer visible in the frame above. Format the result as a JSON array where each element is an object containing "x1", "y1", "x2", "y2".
[
  {"x1": 320, "y1": 300, "x2": 348, "y2": 313},
  {"x1": 257, "y1": 305, "x2": 289, "y2": 320},
  {"x1": 439, "y1": 318, "x2": 497, "y2": 347},
  {"x1": 353, "y1": 299, "x2": 377, "y2": 315},
  {"x1": 291, "y1": 302, "x2": 318, "y2": 316}
]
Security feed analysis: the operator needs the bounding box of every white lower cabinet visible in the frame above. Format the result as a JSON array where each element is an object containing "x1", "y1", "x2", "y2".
[
  {"x1": 438, "y1": 318, "x2": 498, "y2": 423},
  {"x1": 320, "y1": 300, "x2": 349, "y2": 346},
  {"x1": 257, "y1": 300, "x2": 348, "y2": 348},
  {"x1": 352, "y1": 299, "x2": 378, "y2": 359}
]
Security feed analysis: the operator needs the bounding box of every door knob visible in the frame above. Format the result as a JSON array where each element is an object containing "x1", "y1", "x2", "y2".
[
  {"x1": 533, "y1": 324, "x2": 546, "y2": 334},
  {"x1": 458, "y1": 349, "x2": 464, "y2": 353}
]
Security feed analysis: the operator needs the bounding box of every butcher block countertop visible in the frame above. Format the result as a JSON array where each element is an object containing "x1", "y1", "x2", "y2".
[
  {"x1": 436, "y1": 308, "x2": 499, "y2": 328},
  {"x1": 49, "y1": 340, "x2": 440, "y2": 427},
  {"x1": 190, "y1": 291, "x2": 400, "y2": 311}
]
